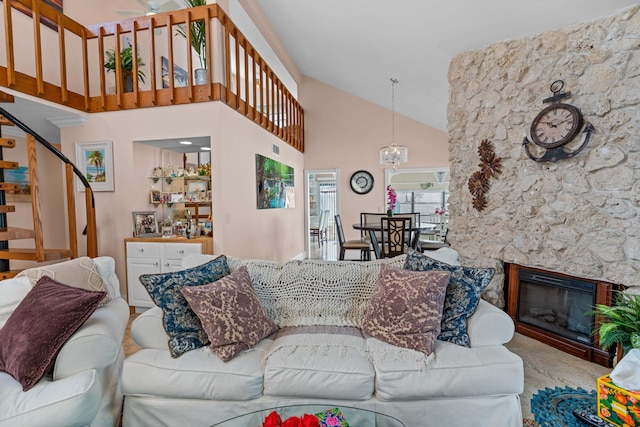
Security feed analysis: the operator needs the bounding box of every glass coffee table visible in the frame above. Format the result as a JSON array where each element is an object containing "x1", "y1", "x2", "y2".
[{"x1": 211, "y1": 404, "x2": 405, "y2": 426}]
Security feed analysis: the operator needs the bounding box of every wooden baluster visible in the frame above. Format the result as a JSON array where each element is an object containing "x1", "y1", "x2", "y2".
[
  {"x1": 4, "y1": 0, "x2": 15, "y2": 87},
  {"x1": 243, "y1": 38, "x2": 249, "y2": 116},
  {"x1": 132, "y1": 21, "x2": 139, "y2": 106},
  {"x1": 148, "y1": 16, "x2": 157, "y2": 105},
  {"x1": 25, "y1": 134, "x2": 44, "y2": 261},
  {"x1": 115, "y1": 24, "x2": 123, "y2": 106},
  {"x1": 65, "y1": 164, "x2": 78, "y2": 259},
  {"x1": 204, "y1": 6, "x2": 212, "y2": 99},
  {"x1": 58, "y1": 14, "x2": 68, "y2": 104},
  {"x1": 32, "y1": 0, "x2": 44, "y2": 96},
  {"x1": 167, "y1": 14, "x2": 175, "y2": 103},
  {"x1": 98, "y1": 28, "x2": 106, "y2": 110}
]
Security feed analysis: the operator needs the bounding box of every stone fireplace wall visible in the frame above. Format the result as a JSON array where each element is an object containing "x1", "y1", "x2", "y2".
[{"x1": 447, "y1": 6, "x2": 640, "y2": 307}]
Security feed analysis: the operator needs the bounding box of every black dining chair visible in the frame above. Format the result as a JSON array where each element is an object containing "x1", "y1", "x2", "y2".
[
  {"x1": 379, "y1": 217, "x2": 411, "y2": 258},
  {"x1": 335, "y1": 214, "x2": 371, "y2": 261}
]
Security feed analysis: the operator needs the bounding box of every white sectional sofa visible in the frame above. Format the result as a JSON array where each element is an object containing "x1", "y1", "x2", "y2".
[
  {"x1": 122, "y1": 249, "x2": 524, "y2": 427},
  {"x1": 0, "y1": 257, "x2": 129, "y2": 427}
]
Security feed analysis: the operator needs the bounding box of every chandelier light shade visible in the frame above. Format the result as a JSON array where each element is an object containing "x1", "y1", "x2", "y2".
[{"x1": 380, "y1": 77, "x2": 408, "y2": 170}]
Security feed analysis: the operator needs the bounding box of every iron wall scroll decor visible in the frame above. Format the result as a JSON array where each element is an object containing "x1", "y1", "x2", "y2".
[
  {"x1": 468, "y1": 139, "x2": 502, "y2": 211},
  {"x1": 523, "y1": 80, "x2": 594, "y2": 162}
]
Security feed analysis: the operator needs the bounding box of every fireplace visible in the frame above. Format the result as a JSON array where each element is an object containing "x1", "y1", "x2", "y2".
[{"x1": 505, "y1": 263, "x2": 618, "y2": 368}]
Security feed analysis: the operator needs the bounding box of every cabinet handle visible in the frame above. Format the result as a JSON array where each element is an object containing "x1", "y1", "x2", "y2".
[
  {"x1": 165, "y1": 263, "x2": 170, "y2": 267},
  {"x1": 138, "y1": 249, "x2": 144, "y2": 253},
  {"x1": 178, "y1": 250, "x2": 185, "y2": 254},
  {"x1": 153, "y1": 262, "x2": 159, "y2": 267}
]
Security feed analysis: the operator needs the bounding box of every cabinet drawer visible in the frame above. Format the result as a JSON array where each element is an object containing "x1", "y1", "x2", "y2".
[
  {"x1": 127, "y1": 242, "x2": 160, "y2": 259},
  {"x1": 163, "y1": 243, "x2": 201, "y2": 261}
]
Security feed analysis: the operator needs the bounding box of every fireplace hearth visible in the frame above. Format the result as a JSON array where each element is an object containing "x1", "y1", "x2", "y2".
[{"x1": 505, "y1": 263, "x2": 618, "y2": 368}]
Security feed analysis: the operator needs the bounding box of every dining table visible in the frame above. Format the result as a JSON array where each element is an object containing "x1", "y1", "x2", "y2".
[{"x1": 352, "y1": 221, "x2": 438, "y2": 259}]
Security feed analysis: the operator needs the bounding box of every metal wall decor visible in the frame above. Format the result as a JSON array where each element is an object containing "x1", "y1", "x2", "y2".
[
  {"x1": 468, "y1": 139, "x2": 502, "y2": 211},
  {"x1": 523, "y1": 80, "x2": 594, "y2": 162}
]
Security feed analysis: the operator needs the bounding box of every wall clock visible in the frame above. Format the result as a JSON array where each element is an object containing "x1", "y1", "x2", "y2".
[
  {"x1": 350, "y1": 170, "x2": 374, "y2": 195},
  {"x1": 523, "y1": 80, "x2": 594, "y2": 162}
]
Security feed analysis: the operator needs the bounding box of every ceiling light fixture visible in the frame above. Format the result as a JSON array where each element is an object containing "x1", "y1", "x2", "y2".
[
  {"x1": 179, "y1": 140, "x2": 192, "y2": 145},
  {"x1": 200, "y1": 147, "x2": 211, "y2": 151},
  {"x1": 380, "y1": 77, "x2": 408, "y2": 170}
]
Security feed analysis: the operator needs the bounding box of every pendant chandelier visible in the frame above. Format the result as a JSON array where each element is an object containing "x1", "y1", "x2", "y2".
[{"x1": 380, "y1": 77, "x2": 408, "y2": 170}]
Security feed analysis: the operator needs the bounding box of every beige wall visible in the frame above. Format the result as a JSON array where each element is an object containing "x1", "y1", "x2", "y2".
[
  {"x1": 61, "y1": 102, "x2": 305, "y2": 296},
  {"x1": 300, "y1": 77, "x2": 449, "y2": 241}
]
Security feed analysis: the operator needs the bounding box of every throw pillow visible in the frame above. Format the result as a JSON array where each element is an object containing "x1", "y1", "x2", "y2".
[
  {"x1": 16, "y1": 257, "x2": 112, "y2": 305},
  {"x1": 139, "y1": 256, "x2": 230, "y2": 358},
  {"x1": 0, "y1": 276, "x2": 106, "y2": 391},
  {"x1": 181, "y1": 266, "x2": 277, "y2": 361},
  {"x1": 404, "y1": 250, "x2": 494, "y2": 347},
  {"x1": 363, "y1": 265, "x2": 450, "y2": 355}
]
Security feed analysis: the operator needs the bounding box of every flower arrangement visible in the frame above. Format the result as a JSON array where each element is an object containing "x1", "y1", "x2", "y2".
[
  {"x1": 386, "y1": 185, "x2": 397, "y2": 216},
  {"x1": 434, "y1": 206, "x2": 448, "y2": 215},
  {"x1": 260, "y1": 408, "x2": 348, "y2": 427}
]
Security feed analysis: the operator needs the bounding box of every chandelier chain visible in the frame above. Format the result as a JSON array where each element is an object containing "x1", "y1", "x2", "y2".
[{"x1": 391, "y1": 77, "x2": 398, "y2": 146}]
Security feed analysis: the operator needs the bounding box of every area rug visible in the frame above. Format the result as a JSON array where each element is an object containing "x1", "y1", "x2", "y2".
[{"x1": 531, "y1": 386, "x2": 599, "y2": 427}]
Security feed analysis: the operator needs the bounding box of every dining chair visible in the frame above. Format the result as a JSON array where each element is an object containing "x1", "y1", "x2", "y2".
[
  {"x1": 394, "y1": 212, "x2": 420, "y2": 248},
  {"x1": 335, "y1": 214, "x2": 371, "y2": 261},
  {"x1": 310, "y1": 210, "x2": 326, "y2": 247},
  {"x1": 380, "y1": 217, "x2": 411, "y2": 258}
]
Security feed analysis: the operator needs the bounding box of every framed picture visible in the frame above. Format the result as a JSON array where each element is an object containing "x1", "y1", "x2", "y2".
[
  {"x1": 187, "y1": 180, "x2": 208, "y2": 201},
  {"x1": 76, "y1": 141, "x2": 115, "y2": 192},
  {"x1": 256, "y1": 154, "x2": 295, "y2": 209},
  {"x1": 4, "y1": 166, "x2": 31, "y2": 202},
  {"x1": 150, "y1": 190, "x2": 162, "y2": 204},
  {"x1": 132, "y1": 211, "x2": 159, "y2": 237},
  {"x1": 161, "y1": 56, "x2": 188, "y2": 88}
]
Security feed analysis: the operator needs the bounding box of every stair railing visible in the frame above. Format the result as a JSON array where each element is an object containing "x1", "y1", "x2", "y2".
[{"x1": 0, "y1": 106, "x2": 97, "y2": 259}]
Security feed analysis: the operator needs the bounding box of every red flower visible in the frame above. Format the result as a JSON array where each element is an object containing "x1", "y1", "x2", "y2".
[
  {"x1": 262, "y1": 411, "x2": 282, "y2": 427},
  {"x1": 300, "y1": 414, "x2": 319, "y2": 427},
  {"x1": 281, "y1": 416, "x2": 301, "y2": 427}
]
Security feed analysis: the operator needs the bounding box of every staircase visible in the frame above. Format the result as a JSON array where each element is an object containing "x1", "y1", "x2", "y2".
[{"x1": 0, "y1": 102, "x2": 98, "y2": 278}]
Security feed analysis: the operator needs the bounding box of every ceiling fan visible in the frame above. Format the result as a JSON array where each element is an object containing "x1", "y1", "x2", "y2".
[{"x1": 116, "y1": 0, "x2": 183, "y2": 16}]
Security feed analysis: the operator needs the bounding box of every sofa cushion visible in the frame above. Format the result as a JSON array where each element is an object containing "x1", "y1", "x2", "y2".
[
  {"x1": 0, "y1": 370, "x2": 101, "y2": 426},
  {"x1": 0, "y1": 276, "x2": 105, "y2": 391},
  {"x1": 404, "y1": 250, "x2": 494, "y2": 347},
  {"x1": 181, "y1": 266, "x2": 277, "y2": 361},
  {"x1": 263, "y1": 326, "x2": 374, "y2": 400},
  {"x1": 367, "y1": 338, "x2": 524, "y2": 401},
  {"x1": 122, "y1": 344, "x2": 270, "y2": 401},
  {"x1": 363, "y1": 265, "x2": 450, "y2": 355},
  {"x1": 17, "y1": 257, "x2": 112, "y2": 306},
  {"x1": 139, "y1": 256, "x2": 230, "y2": 358},
  {"x1": 0, "y1": 277, "x2": 31, "y2": 328}
]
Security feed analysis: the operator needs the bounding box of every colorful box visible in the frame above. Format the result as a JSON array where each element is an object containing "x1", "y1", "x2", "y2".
[{"x1": 598, "y1": 374, "x2": 640, "y2": 427}]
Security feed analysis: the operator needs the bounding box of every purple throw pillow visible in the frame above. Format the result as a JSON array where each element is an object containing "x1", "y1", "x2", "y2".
[
  {"x1": 0, "y1": 276, "x2": 106, "y2": 391},
  {"x1": 181, "y1": 266, "x2": 277, "y2": 361},
  {"x1": 363, "y1": 265, "x2": 450, "y2": 355}
]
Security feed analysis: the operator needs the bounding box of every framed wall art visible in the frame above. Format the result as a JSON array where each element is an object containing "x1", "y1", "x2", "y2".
[
  {"x1": 256, "y1": 154, "x2": 295, "y2": 209},
  {"x1": 76, "y1": 141, "x2": 115, "y2": 192},
  {"x1": 132, "y1": 211, "x2": 159, "y2": 237}
]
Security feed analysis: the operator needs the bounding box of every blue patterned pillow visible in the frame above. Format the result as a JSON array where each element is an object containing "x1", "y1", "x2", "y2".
[
  {"x1": 139, "y1": 256, "x2": 230, "y2": 357},
  {"x1": 404, "y1": 251, "x2": 494, "y2": 347}
]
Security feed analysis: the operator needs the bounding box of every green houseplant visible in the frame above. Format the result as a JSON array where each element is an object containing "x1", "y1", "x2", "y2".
[
  {"x1": 104, "y1": 46, "x2": 146, "y2": 92},
  {"x1": 176, "y1": 0, "x2": 208, "y2": 84},
  {"x1": 593, "y1": 291, "x2": 640, "y2": 355}
]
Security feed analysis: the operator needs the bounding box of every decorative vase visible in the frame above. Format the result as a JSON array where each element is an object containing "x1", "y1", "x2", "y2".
[
  {"x1": 123, "y1": 72, "x2": 134, "y2": 93},
  {"x1": 386, "y1": 209, "x2": 393, "y2": 217},
  {"x1": 194, "y1": 68, "x2": 208, "y2": 85}
]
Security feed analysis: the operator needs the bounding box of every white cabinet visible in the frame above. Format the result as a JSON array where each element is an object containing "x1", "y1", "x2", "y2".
[{"x1": 125, "y1": 237, "x2": 212, "y2": 310}]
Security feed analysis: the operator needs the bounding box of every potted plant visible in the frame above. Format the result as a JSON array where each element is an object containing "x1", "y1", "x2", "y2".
[
  {"x1": 104, "y1": 45, "x2": 146, "y2": 93},
  {"x1": 176, "y1": 0, "x2": 208, "y2": 84},
  {"x1": 593, "y1": 291, "x2": 640, "y2": 355}
]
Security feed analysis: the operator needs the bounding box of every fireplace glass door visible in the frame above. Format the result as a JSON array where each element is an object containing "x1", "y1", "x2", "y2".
[{"x1": 517, "y1": 270, "x2": 596, "y2": 346}]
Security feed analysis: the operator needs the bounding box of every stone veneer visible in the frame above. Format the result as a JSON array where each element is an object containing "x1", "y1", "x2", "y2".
[{"x1": 447, "y1": 6, "x2": 640, "y2": 307}]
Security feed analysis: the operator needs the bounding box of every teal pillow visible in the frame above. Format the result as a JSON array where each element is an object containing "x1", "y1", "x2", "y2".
[
  {"x1": 139, "y1": 256, "x2": 230, "y2": 357},
  {"x1": 404, "y1": 250, "x2": 494, "y2": 347}
]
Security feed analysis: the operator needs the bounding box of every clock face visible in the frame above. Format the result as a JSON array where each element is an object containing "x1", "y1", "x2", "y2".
[
  {"x1": 350, "y1": 170, "x2": 374, "y2": 195},
  {"x1": 530, "y1": 103, "x2": 583, "y2": 149}
]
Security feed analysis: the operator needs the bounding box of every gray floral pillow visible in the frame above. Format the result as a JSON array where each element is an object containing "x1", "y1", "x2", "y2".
[
  {"x1": 363, "y1": 265, "x2": 450, "y2": 355},
  {"x1": 181, "y1": 266, "x2": 277, "y2": 361},
  {"x1": 139, "y1": 256, "x2": 230, "y2": 357},
  {"x1": 404, "y1": 251, "x2": 494, "y2": 347}
]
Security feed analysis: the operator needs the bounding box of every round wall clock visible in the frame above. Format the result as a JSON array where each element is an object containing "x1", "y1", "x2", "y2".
[
  {"x1": 350, "y1": 170, "x2": 374, "y2": 195},
  {"x1": 530, "y1": 103, "x2": 583, "y2": 149}
]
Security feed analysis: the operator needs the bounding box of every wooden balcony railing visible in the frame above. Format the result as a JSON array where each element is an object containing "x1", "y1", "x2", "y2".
[{"x1": 0, "y1": 0, "x2": 304, "y2": 151}]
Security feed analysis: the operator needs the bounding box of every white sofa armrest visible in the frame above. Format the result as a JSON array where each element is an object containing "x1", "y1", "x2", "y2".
[
  {"x1": 131, "y1": 306, "x2": 169, "y2": 349},
  {"x1": 53, "y1": 297, "x2": 129, "y2": 380},
  {"x1": 467, "y1": 299, "x2": 515, "y2": 347}
]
